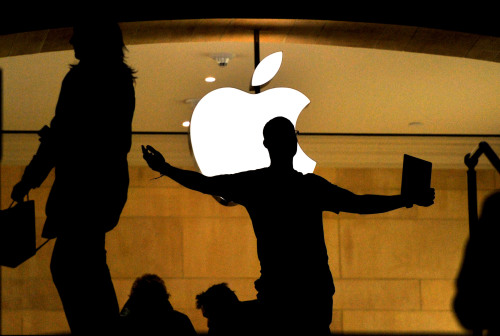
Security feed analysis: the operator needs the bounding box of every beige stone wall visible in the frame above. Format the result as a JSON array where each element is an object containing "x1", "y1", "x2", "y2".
[{"x1": 1, "y1": 162, "x2": 499, "y2": 334}]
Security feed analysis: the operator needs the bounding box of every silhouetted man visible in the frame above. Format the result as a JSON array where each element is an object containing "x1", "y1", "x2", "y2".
[
  {"x1": 11, "y1": 20, "x2": 136, "y2": 334},
  {"x1": 142, "y1": 116, "x2": 435, "y2": 335}
]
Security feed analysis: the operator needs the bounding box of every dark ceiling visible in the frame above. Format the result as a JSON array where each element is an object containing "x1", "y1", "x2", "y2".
[{"x1": 1, "y1": 4, "x2": 499, "y2": 37}]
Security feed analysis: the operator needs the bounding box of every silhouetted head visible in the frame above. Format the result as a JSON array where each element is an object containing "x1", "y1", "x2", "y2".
[
  {"x1": 480, "y1": 191, "x2": 500, "y2": 225},
  {"x1": 263, "y1": 116, "x2": 298, "y2": 164},
  {"x1": 196, "y1": 283, "x2": 239, "y2": 320},
  {"x1": 70, "y1": 19, "x2": 126, "y2": 62},
  {"x1": 477, "y1": 190, "x2": 500, "y2": 241},
  {"x1": 129, "y1": 273, "x2": 171, "y2": 308}
]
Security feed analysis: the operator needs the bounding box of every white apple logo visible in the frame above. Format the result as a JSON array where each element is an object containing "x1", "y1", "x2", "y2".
[{"x1": 190, "y1": 51, "x2": 316, "y2": 177}]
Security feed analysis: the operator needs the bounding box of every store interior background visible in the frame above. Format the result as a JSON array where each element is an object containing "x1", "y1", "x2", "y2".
[{"x1": 1, "y1": 8, "x2": 500, "y2": 334}]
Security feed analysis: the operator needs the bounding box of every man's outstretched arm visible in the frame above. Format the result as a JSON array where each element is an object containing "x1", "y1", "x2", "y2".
[
  {"x1": 142, "y1": 145, "x2": 221, "y2": 195},
  {"x1": 339, "y1": 189, "x2": 435, "y2": 215}
]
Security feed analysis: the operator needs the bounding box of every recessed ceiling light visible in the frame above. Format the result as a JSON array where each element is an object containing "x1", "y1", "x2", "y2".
[
  {"x1": 182, "y1": 121, "x2": 190, "y2": 127},
  {"x1": 205, "y1": 76, "x2": 216, "y2": 83}
]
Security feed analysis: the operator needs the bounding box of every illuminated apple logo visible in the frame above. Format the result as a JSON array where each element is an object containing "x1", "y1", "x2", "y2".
[{"x1": 190, "y1": 51, "x2": 316, "y2": 177}]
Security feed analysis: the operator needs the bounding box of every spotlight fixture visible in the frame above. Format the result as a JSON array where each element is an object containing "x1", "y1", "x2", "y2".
[{"x1": 210, "y1": 52, "x2": 234, "y2": 67}]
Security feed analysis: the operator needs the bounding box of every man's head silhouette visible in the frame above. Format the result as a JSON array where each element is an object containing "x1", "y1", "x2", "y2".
[{"x1": 263, "y1": 117, "x2": 298, "y2": 166}]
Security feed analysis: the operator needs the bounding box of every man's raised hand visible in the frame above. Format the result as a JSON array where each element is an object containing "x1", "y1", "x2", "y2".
[{"x1": 141, "y1": 145, "x2": 167, "y2": 173}]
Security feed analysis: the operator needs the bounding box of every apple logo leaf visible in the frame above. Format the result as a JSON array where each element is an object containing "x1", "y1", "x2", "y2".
[{"x1": 251, "y1": 51, "x2": 283, "y2": 87}]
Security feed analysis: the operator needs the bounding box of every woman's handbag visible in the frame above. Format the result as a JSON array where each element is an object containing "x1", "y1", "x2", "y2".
[{"x1": 0, "y1": 196, "x2": 50, "y2": 268}]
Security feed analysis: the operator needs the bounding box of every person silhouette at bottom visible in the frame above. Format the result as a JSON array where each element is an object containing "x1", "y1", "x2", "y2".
[
  {"x1": 142, "y1": 116, "x2": 435, "y2": 335},
  {"x1": 120, "y1": 274, "x2": 197, "y2": 335},
  {"x1": 195, "y1": 283, "x2": 241, "y2": 336},
  {"x1": 454, "y1": 190, "x2": 500, "y2": 335}
]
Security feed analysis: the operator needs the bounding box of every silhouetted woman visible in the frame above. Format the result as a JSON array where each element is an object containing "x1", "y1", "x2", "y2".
[{"x1": 11, "y1": 20, "x2": 136, "y2": 334}]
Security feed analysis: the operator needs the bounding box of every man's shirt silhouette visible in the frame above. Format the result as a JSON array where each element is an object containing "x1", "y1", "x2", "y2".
[{"x1": 209, "y1": 166, "x2": 352, "y2": 300}]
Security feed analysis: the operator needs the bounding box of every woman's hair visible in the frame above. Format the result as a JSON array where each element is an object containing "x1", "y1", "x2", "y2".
[{"x1": 70, "y1": 19, "x2": 136, "y2": 79}]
